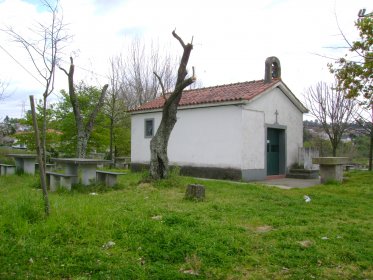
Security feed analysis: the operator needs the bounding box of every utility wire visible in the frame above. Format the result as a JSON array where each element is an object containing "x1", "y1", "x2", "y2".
[
  {"x1": 0, "y1": 43, "x2": 62, "y2": 98},
  {"x1": 0, "y1": 43, "x2": 45, "y2": 86}
]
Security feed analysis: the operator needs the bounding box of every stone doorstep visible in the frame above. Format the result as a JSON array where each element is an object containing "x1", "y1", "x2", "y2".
[{"x1": 287, "y1": 169, "x2": 319, "y2": 179}]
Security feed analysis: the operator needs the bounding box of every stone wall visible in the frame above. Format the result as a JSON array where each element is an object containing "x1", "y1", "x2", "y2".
[{"x1": 298, "y1": 147, "x2": 319, "y2": 170}]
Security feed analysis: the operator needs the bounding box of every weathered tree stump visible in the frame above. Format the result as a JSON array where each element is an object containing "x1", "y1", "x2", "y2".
[{"x1": 185, "y1": 184, "x2": 205, "y2": 201}]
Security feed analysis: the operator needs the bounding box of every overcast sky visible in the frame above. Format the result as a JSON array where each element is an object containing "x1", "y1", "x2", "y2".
[{"x1": 0, "y1": 0, "x2": 371, "y2": 119}]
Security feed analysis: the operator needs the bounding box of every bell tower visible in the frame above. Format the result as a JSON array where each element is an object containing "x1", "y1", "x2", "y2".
[{"x1": 264, "y1": 56, "x2": 281, "y2": 83}]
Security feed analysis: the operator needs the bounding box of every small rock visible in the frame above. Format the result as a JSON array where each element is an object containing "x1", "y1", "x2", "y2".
[
  {"x1": 255, "y1": 225, "x2": 273, "y2": 233},
  {"x1": 321, "y1": 236, "x2": 328, "y2": 240},
  {"x1": 151, "y1": 215, "x2": 162, "y2": 221},
  {"x1": 180, "y1": 269, "x2": 199, "y2": 275},
  {"x1": 102, "y1": 241, "x2": 116, "y2": 249},
  {"x1": 297, "y1": 240, "x2": 313, "y2": 248},
  {"x1": 138, "y1": 257, "x2": 145, "y2": 265}
]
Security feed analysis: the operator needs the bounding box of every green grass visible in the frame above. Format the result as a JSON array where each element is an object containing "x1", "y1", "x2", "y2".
[{"x1": 0, "y1": 171, "x2": 372, "y2": 279}]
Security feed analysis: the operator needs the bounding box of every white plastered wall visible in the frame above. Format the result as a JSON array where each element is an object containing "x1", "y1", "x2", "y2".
[
  {"x1": 131, "y1": 105, "x2": 243, "y2": 169},
  {"x1": 241, "y1": 108, "x2": 265, "y2": 170},
  {"x1": 245, "y1": 87, "x2": 304, "y2": 170}
]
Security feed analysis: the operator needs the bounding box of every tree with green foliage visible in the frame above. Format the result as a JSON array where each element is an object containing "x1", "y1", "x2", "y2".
[
  {"x1": 60, "y1": 58, "x2": 109, "y2": 158},
  {"x1": 55, "y1": 82, "x2": 110, "y2": 157},
  {"x1": 14, "y1": 101, "x2": 60, "y2": 158},
  {"x1": 329, "y1": 12, "x2": 372, "y2": 104},
  {"x1": 329, "y1": 10, "x2": 372, "y2": 169}
]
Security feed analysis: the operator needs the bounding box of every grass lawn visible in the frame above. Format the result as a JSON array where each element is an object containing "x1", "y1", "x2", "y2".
[{"x1": 0, "y1": 171, "x2": 372, "y2": 279}]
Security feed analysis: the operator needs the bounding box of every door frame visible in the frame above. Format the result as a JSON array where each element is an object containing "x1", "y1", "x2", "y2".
[{"x1": 265, "y1": 125, "x2": 286, "y2": 177}]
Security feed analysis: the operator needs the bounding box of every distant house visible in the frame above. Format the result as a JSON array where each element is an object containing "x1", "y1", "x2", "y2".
[{"x1": 130, "y1": 57, "x2": 308, "y2": 181}]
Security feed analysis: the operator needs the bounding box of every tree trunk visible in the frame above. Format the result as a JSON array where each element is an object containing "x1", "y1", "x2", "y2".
[
  {"x1": 369, "y1": 126, "x2": 373, "y2": 171},
  {"x1": 332, "y1": 145, "x2": 337, "y2": 157},
  {"x1": 149, "y1": 31, "x2": 195, "y2": 179},
  {"x1": 42, "y1": 95, "x2": 47, "y2": 168},
  {"x1": 109, "y1": 117, "x2": 114, "y2": 161},
  {"x1": 76, "y1": 131, "x2": 89, "y2": 158},
  {"x1": 30, "y1": 95, "x2": 50, "y2": 216}
]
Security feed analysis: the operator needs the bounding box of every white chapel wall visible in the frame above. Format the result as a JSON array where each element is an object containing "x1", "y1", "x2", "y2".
[
  {"x1": 245, "y1": 87, "x2": 304, "y2": 169},
  {"x1": 131, "y1": 105, "x2": 243, "y2": 169},
  {"x1": 241, "y1": 108, "x2": 265, "y2": 170}
]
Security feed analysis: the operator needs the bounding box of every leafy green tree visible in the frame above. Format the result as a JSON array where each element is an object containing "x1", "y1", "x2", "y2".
[
  {"x1": 13, "y1": 101, "x2": 60, "y2": 158},
  {"x1": 55, "y1": 83, "x2": 110, "y2": 157},
  {"x1": 329, "y1": 15, "x2": 372, "y2": 104},
  {"x1": 329, "y1": 12, "x2": 372, "y2": 169},
  {"x1": 112, "y1": 115, "x2": 131, "y2": 157},
  {"x1": 60, "y1": 58, "x2": 108, "y2": 158}
]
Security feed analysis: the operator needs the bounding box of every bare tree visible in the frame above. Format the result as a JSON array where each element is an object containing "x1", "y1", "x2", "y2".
[
  {"x1": 2, "y1": 0, "x2": 69, "y2": 216},
  {"x1": 149, "y1": 31, "x2": 196, "y2": 179},
  {"x1": 104, "y1": 57, "x2": 128, "y2": 163},
  {"x1": 60, "y1": 57, "x2": 108, "y2": 158},
  {"x1": 2, "y1": 0, "x2": 69, "y2": 164},
  {"x1": 304, "y1": 81, "x2": 358, "y2": 156},
  {"x1": 116, "y1": 39, "x2": 176, "y2": 109},
  {"x1": 0, "y1": 79, "x2": 9, "y2": 101}
]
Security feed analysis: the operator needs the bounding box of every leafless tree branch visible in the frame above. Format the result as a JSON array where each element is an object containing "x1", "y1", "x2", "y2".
[
  {"x1": 153, "y1": 71, "x2": 166, "y2": 100},
  {"x1": 303, "y1": 81, "x2": 359, "y2": 156}
]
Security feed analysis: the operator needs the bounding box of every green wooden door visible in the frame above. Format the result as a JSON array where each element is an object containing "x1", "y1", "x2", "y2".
[{"x1": 267, "y1": 128, "x2": 280, "y2": 175}]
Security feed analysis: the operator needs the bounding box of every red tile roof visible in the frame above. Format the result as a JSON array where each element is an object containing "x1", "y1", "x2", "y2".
[{"x1": 131, "y1": 78, "x2": 281, "y2": 112}]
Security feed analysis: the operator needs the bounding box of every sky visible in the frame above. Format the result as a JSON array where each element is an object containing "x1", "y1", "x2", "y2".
[{"x1": 0, "y1": 0, "x2": 371, "y2": 120}]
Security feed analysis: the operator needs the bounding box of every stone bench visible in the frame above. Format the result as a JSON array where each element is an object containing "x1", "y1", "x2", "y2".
[
  {"x1": 114, "y1": 157, "x2": 131, "y2": 169},
  {"x1": 96, "y1": 170, "x2": 126, "y2": 187},
  {"x1": 46, "y1": 171, "x2": 78, "y2": 191},
  {"x1": 35, "y1": 163, "x2": 56, "y2": 172},
  {"x1": 344, "y1": 164, "x2": 355, "y2": 171},
  {"x1": 0, "y1": 164, "x2": 16, "y2": 176}
]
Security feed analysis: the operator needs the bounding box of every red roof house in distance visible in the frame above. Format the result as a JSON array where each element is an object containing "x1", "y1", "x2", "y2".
[{"x1": 130, "y1": 57, "x2": 308, "y2": 181}]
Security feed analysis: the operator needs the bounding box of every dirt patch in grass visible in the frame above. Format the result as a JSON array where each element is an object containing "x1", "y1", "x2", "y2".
[{"x1": 255, "y1": 225, "x2": 273, "y2": 233}]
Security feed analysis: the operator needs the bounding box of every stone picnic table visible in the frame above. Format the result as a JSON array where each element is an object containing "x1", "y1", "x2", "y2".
[
  {"x1": 312, "y1": 157, "x2": 349, "y2": 183},
  {"x1": 51, "y1": 158, "x2": 111, "y2": 186},
  {"x1": 7, "y1": 154, "x2": 37, "y2": 175}
]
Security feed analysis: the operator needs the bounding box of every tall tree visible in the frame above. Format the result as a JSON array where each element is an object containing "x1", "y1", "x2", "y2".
[
  {"x1": 149, "y1": 31, "x2": 196, "y2": 179},
  {"x1": 304, "y1": 81, "x2": 358, "y2": 156},
  {"x1": 60, "y1": 58, "x2": 108, "y2": 158},
  {"x1": 2, "y1": 0, "x2": 69, "y2": 166},
  {"x1": 53, "y1": 85, "x2": 109, "y2": 157},
  {"x1": 329, "y1": 10, "x2": 372, "y2": 169},
  {"x1": 104, "y1": 57, "x2": 129, "y2": 162}
]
